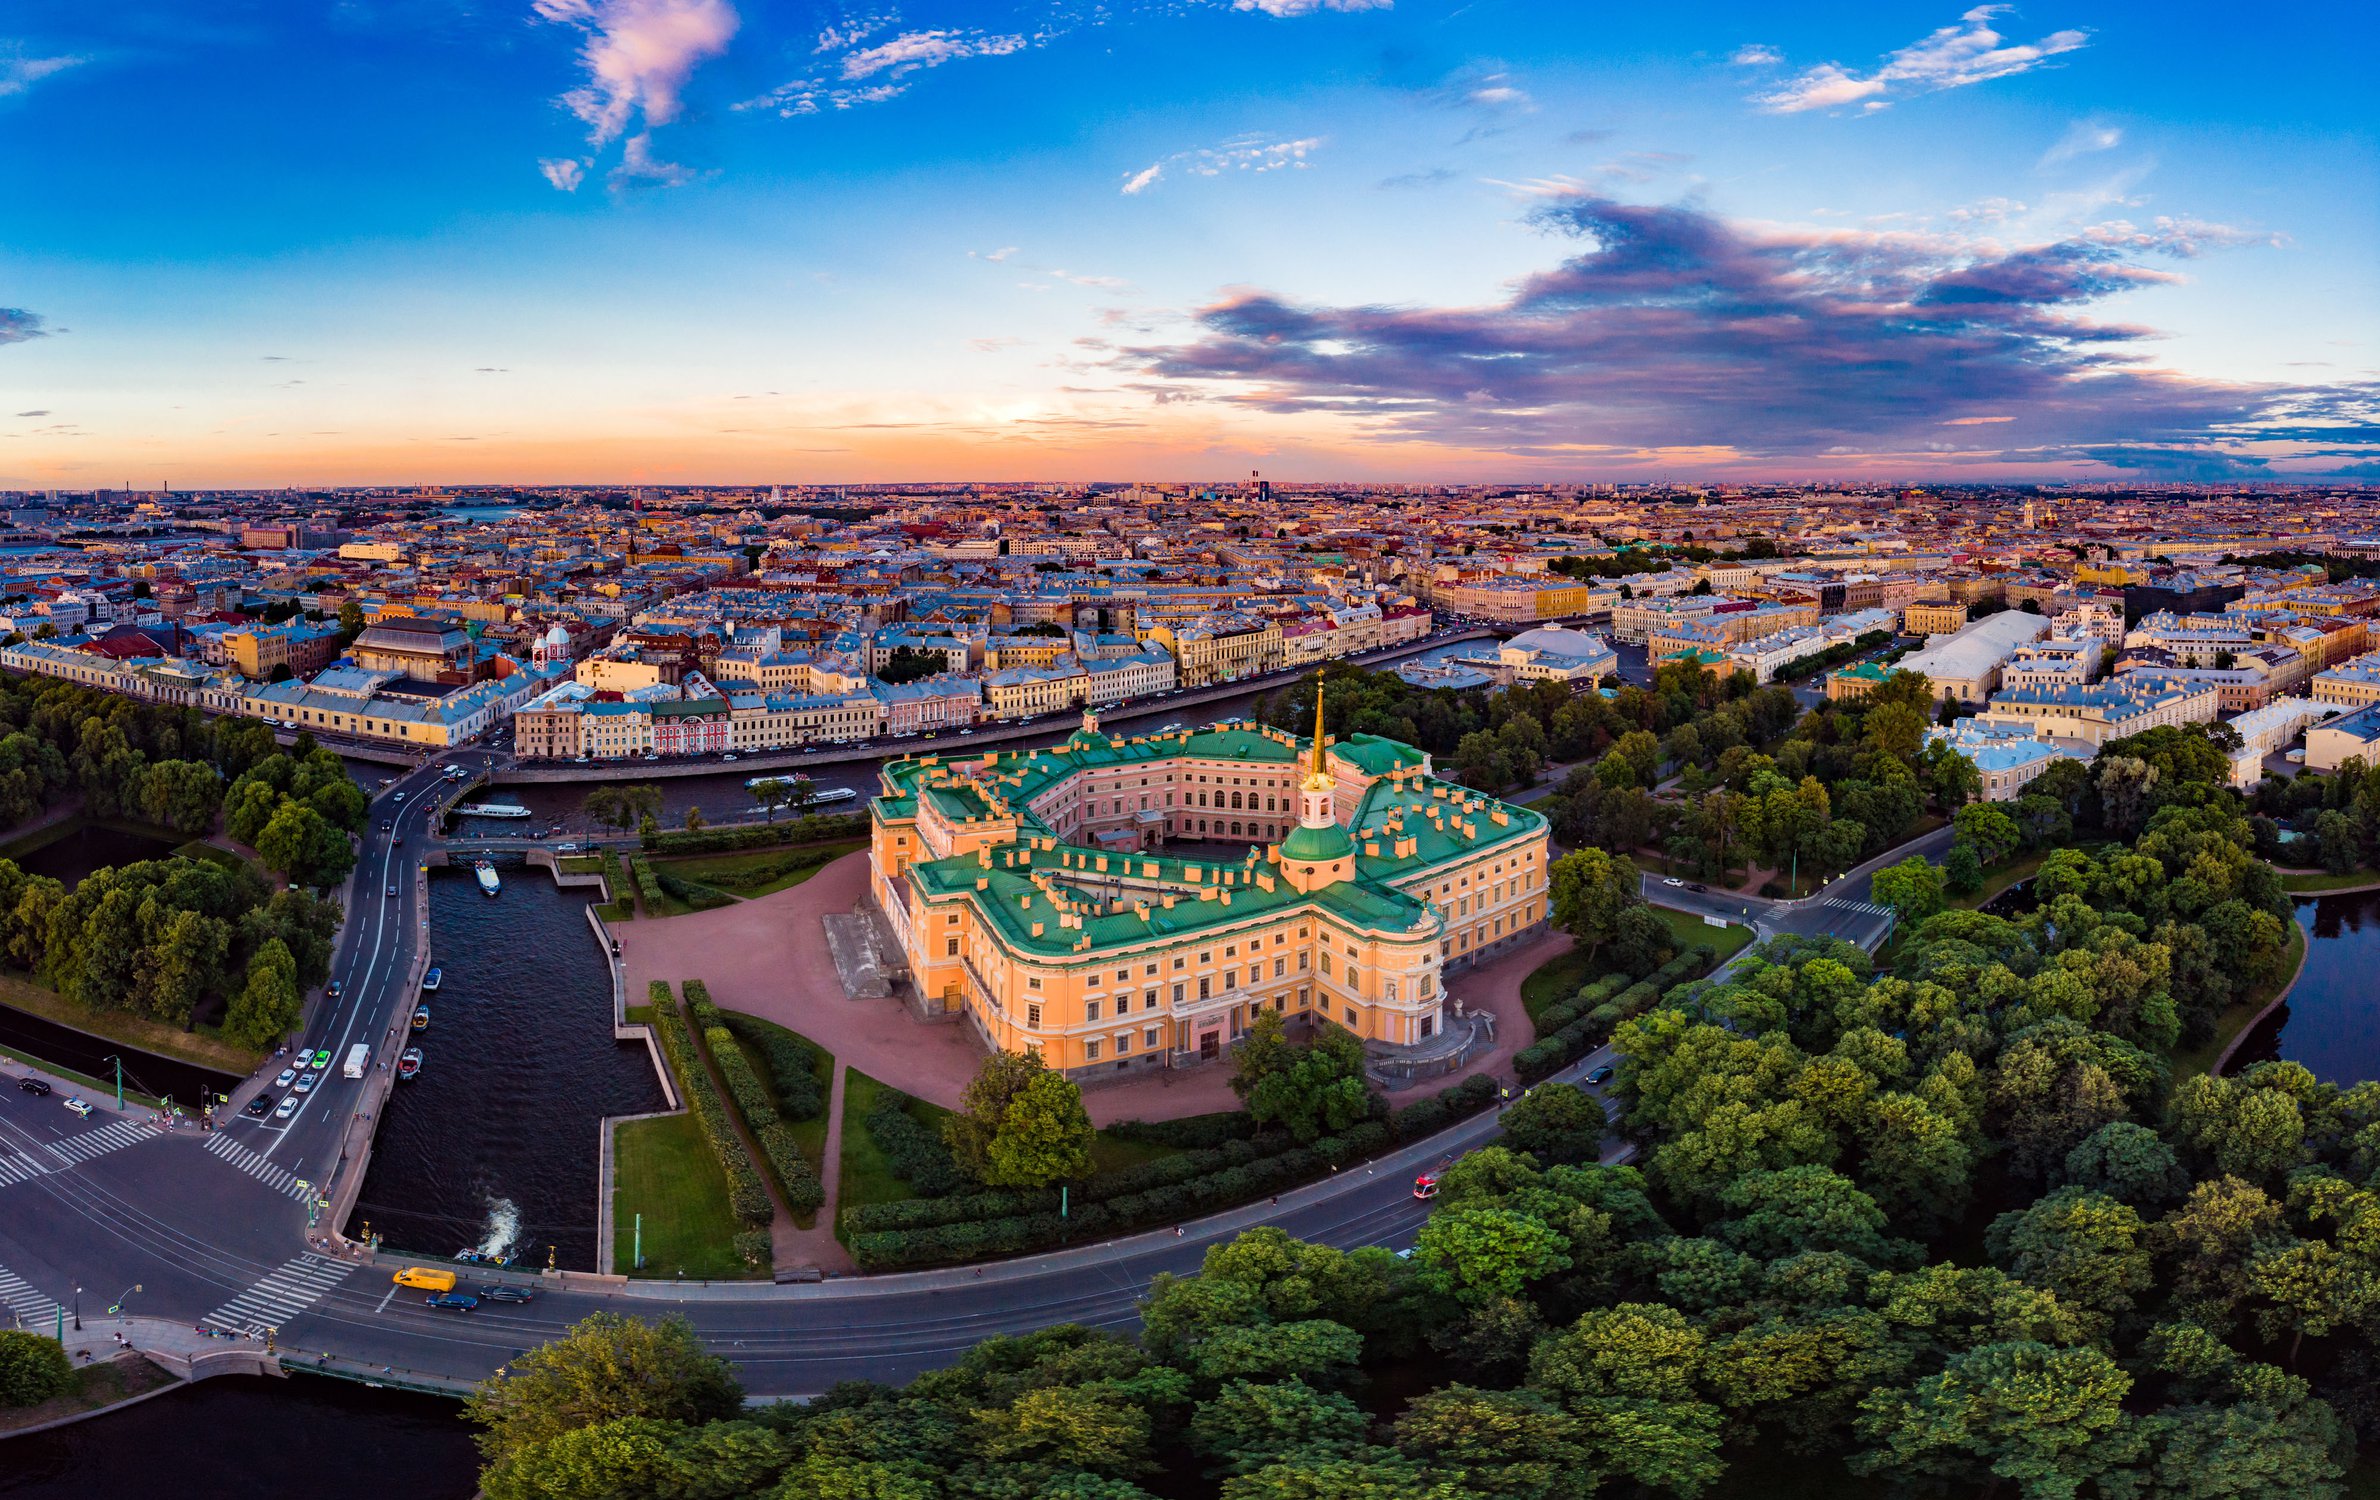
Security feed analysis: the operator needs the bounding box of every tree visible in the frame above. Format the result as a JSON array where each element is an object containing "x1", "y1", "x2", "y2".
[
  {"x1": 879, "y1": 646, "x2": 952, "y2": 685},
  {"x1": 256, "y1": 800, "x2": 353, "y2": 887},
  {"x1": 223, "y1": 937, "x2": 303, "y2": 1049},
  {"x1": 1415, "y1": 1204, "x2": 1575, "y2": 1304},
  {"x1": 749, "y1": 779, "x2": 790, "y2": 822},
  {"x1": 944, "y1": 1049, "x2": 1094, "y2": 1188},
  {"x1": 1852, "y1": 1341, "x2": 2143, "y2": 1500},
  {"x1": 1229, "y1": 1009, "x2": 1376, "y2": 1144},
  {"x1": 1548, "y1": 848, "x2": 1644, "y2": 965},
  {"x1": 1501, "y1": 1083, "x2": 1606, "y2": 1166},
  {"x1": 2060, "y1": 1121, "x2": 2189, "y2": 1208},
  {"x1": 1870, "y1": 856, "x2": 1945, "y2": 925},
  {"x1": 0, "y1": 1329, "x2": 71, "y2": 1407},
  {"x1": 480, "y1": 1416, "x2": 681, "y2": 1500},
  {"x1": 1987, "y1": 1188, "x2": 2154, "y2": 1323},
  {"x1": 683, "y1": 806, "x2": 705, "y2": 833},
  {"x1": 1527, "y1": 1303, "x2": 1725, "y2": 1497},
  {"x1": 1953, "y1": 802, "x2": 2022, "y2": 866},
  {"x1": 1943, "y1": 842, "x2": 1985, "y2": 897},
  {"x1": 137, "y1": 758, "x2": 225, "y2": 835},
  {"x1": 1190, "y1": 1378, "x2": 1371, "y2": 1477},
  {"x1": 463, "y1": 1312, "x2": 742, "y2": 1462},
  {"x1": 1392, "y1": 1386, "x2": 1588, "y2": 1500}
]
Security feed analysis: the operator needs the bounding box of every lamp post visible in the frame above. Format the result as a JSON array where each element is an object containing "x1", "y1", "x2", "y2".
[{"x1": 71, "y1": 1285, "x2": 80, "y2": 1332}]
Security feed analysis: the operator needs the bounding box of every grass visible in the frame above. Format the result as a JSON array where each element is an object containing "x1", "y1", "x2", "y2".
[
  {"x1": 0, "y1": 1040, "x2": 165, "y2": 1110},
  {"x1": 1654, "y1": 905, "x2": 1753, "y2": 969},
  {"x1": 0, "y1": 1354, "x2": 178, "y2": 1435},
  {"x1": 2280, "y1": 868, "x2": 2380, "y2": 893},
  {"x1": 594, "y1": 899, "x2": 635, "y2": 923},
  {"x1": 717, "y1": 1009, "x2": 837, "y2": 1229},
  {"x1": 558, "y1": 855, "x2": 603, "y2": 875},
  {"x1": 1518, "y1": 909, "x2": 1755, "y2": 1026},
  {"x1": 657, "y1": 839, "x2": 866, "y2": 899},
  {"x1": 612, "y1": 1112, "x2": 756, "y2": 1279},
  {"x1": 2171, "y1": 921, "x2": 2307, "y2": 1084},
  {"x1": 0, "y1": 969, "x2": 263, "y2": 1075},
  {"x1": 836, "y1": 1067, "x2": 941, "y2": 1226},
  {"x1": 169, "y1": 839, "x2": 249, "y2": 872}
]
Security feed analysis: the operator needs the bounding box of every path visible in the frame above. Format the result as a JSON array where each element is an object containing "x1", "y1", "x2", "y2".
[{"x1": 772, "y1": 1063, "x2": 854, "y2": 1274}]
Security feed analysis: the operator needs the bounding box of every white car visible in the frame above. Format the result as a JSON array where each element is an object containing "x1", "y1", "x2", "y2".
[
  {"x1": 293, "y1": 1074, "x2": 316, "y2": 1095},
  {"x1": 275, "y1": 1096, "x2": 299, "y2": 1119},
  {"x1": 275, "y1": 1069, "x2": 297, "y2": 1089},
  {"x1": 1663, "y1": 877, "x2": 1685, "y2": 888},
  {"x1": 62, "y1": 1097, "x2": 93, "y2": 1117}
]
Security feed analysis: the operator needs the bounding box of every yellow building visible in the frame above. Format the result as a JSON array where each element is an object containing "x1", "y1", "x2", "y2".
[
  {"x1": 869, "y1": 698, "x2": 1549, "y2": 1081},
  {"x1": 1902, "y1": 600, "x2": 1970, "y2": 635},
  {"x1": 1138, "y1": 616, "x2": 1283, "y2": 688}
]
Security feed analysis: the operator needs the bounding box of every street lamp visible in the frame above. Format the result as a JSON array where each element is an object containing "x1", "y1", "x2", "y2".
[{"x1": 71, "y1": 1285, "x2": 80, "y2": 1331}]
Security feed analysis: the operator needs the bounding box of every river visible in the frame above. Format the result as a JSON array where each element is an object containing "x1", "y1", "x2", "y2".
[
  {"x1": 340, "y1": 863, "x2": 663, "y2": 1270},
  {"x1": 2231, "y1": 890, "x2": 2380, "y2": 1083}
]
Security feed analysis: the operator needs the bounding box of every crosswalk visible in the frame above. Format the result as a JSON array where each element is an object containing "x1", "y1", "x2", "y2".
[
  {"x1": 44, "y1": 1117, "x2": 158, "y2": 1165},
  {"x1": 1822, "y1": 897, "x2": 1894, "y2": 920},
  {"x1": 0, "y1": 1147, "x2": 52, "y2": 1189},
  {"x1": 202, "y1": 1254, "x2": 353, "y2": 1337},
  {"x1": 0, "y1": 1264, "x2": 57, "y2": 1329},
  {"x1": 204, "y1": 1132, "x2": 310, "y2": 1201}
]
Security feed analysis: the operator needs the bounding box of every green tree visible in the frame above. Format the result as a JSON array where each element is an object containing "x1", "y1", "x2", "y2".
[
  {"x1": 0, "y1": 1329, "x2": 72, "y2": 1407},
  {"x1": 256, "y1": 800, "x2": 354, "y2": 887},
  {"x1": 1852, "y1": 1341, "x2": 2143, "y2": 1500},
  {"x1": 749, "y1": 779, "x2": 791, "y2": 822},
  {"x1": 222, "y1": 937, "x2": 303, "y2": 1049},
  {"x1": 1229, "y1": 1009, "x2": 1376, "y2": 1144},
  {"x1": 137, "y1": 758, "x2": 225, "y2": 835},
  {"x1": 1501, "y1": 1083, "x2": 1605, "y2": 1166},
  {"x1": 1415, "y1": 1204, "x2": 1575, "y2": 1304},
  {"x1": 1190, "y1": 1378, "x2": 1370, "y2": 1477},
  {"x1": 1547, "y1": 848, "x2": 1645, "y2": 965},
  {"x1": 480, "y1": 1416, "x2": 681, "y2": 1500},
  {"x1": 1953, "y1": 802, "x2": 2022, "y2": 866},
  {"x1": 1391, "y1": 1385, "x2": 1588, "y2": 1500},
  {"x1": 1870, "y1": 855, "x2": 1945, "y2": 925},
  {"x1": 944, "y1": 1049, "x2": 1094, "y2": 1188},
  {"x1": 1987, "y1": 1187, "x2": 2154, "y2": 1324},
  {"x1": 1943, "y1": 841, "x2": 1985, "y2": 896},
  {"x1": 1527, "y1": 1303, "x2": 1725, "y2": 1497},
  {"x1": 463, "y1": 1312, "x2": 742, "y2": 1462}
]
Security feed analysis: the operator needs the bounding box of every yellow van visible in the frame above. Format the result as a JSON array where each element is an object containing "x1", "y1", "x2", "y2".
[{"x1": 392, "y1": 1266, "x2": 456, "y2": 1292}]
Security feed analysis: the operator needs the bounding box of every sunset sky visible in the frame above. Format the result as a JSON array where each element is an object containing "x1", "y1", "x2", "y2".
[{"x1": 2, "y1": 1, "x2": 2373, "y2": 487}]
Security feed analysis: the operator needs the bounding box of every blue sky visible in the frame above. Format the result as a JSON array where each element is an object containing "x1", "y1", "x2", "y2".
[{"x1": 2, "y1": 1, "x2": 2373, "y2": 485}]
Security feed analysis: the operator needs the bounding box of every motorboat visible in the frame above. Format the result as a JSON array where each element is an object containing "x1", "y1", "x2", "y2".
[
  {"x1": 453, "y1": 802, "x2": 531, "y2": 819},
  {"x1": 397, "y1": 1048, "x2": 422, "y2": 1080},
  {"x1": 412, "y1": 1007, "x2": 430, "y2": 1033},
  {"x1": 474, "y1": 860, "x2": 500, "y2": 897},
  {"x1": 421, "y1": 966, "x2": 442, "y2": 992}
]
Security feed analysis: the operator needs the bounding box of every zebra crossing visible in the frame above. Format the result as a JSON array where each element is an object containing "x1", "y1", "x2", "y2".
[
  {"x1": 0, "y1": 1148, "x2": 52, "y2": 1189},
  {"x1": 204, "y1": 1131, "x2": 310, "y2": 1201},
  {"x1": 0, "y1": 1264, "x2": 57, "y2": 1329},
  {"x1": 43, "y1": 1117, "x2": 157, "y2": 1165},
  {"x1": 202, "y1": 1254, "x2": 353, "y2": 1337},
  {"x1": 1821, "y1": 897, "x2": 1894, "y2": 920}
]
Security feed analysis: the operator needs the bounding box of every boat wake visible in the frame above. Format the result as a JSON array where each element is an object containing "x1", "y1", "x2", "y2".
[{"x1": 473, "y1": 1197, "x2": 521, "y2": 1262}]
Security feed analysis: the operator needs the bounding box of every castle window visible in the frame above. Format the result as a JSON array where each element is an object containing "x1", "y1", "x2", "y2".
[
  {"x1": 1027, "y1": 1004, "x2": 1041, "y2": 1029},
  {"x1": 1086, "y1": 1000, "x2": 1101, "y2": 1021}
]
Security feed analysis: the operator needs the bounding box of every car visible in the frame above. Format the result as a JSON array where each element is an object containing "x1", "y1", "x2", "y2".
[
  {"x1": 244, "y1": 1095, "x2": 274, "y2": 1117},
  {"x1": 722, "y1": 753, "x2": 739, "y2": 762},
  {"x1": 394, "y1": 833, "x2": 404, "y2": 846},
  {"x1": 1662, "y1": 877, "x2": 1684, "y2": 888},
  {"x1": 1585, "y1": 1065, "x2": 1616, "y2": 1087},
  {"x1": 476, "y1": 1285, "x2": 536, "y2": 1304},
  {"x1": 555, "y1": 842, "x2": 579, "y2": 853},
  {"x1": 379, "y1": 822, "x2": 391, "y2": 832},
  {"x1": 425, "y1": 1292, "x2": 480, "y2": 1312},
  {"x1": 387, "y1": 884, "x2": 399, "y2": 897},
  {"x1": 393, "y1": 792, "x2": 406, "y2": 802},
  {"x1": 62, "y1": 1097, "x2": 93, "y2": 1117},
  {"x1": 326, "y1": 980, "x2": 342, "y2": 1000},
  {"x1": 293, "y1": 1073, "x2": 316, "y2": 1095},
  {"x1": 275, "y1": 1096, "x2": 299, "y2": 1119},
  {"x1": 18, "y1": 1076, "x2": 51, "y2": 1097},
  {"x1": 275, "y1": 1068, "x2": 297, "y2": 1088},
  {"x1": 312, "y1": 1050, "x2": 333, "y2": 1070}
]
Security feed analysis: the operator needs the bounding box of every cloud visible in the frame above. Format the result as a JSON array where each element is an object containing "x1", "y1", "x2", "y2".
[
  {"x1": 533, "y1": 0, "x2": 736, "y2": 182},
  {"x1": 1121, "y1": 192, "x2": 2355, "y2": 474},
  {"x1": 1121, "y1": 134, "x2": 1325, "y2": 194},
  {"x1": 840, "y1": 29, "x2": 1026, "y2": 80},
  {"x1": 0, "y1": 46, "x2": 84, "y2": 98},
  {"x1": 1377, "y1": 167, "x2": 1456, "y2": 190},
  {"x1": 2040, "y1": 118, "x2": 2122, "y2": 168},
  {"x1": 1754, "y1": 6, "x2": 2089, "y2": 115},
  {"x1": 1231, "y1": 0, "x2": 1391, "y2": 14},
  {"x1": 15, "y1": 410, "x2": 48, "y2": 417},
  {"x1": 539, "y1": 157, "x2": 587, "y2": 191},
  {"x1": 1049, "y1": 269, "x2": 1127, "y2": 289},
  {"x1": 1729, "y1": 44, "x2": 1782, "y2": 67},
  {"x1": 973, "y1": 245, "x2": 1020, "y2": 262},
  {"x1": 1946, "y1": 196, "x2": 2027, "y2": 224},
  {"x1": 607, "y1": 131, "x2": 697, "y2": 189},
  {"x1": 0, "y1": 308, "x2": 49, "y2": 345}
]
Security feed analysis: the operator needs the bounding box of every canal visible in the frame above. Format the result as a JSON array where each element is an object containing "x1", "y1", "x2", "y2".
[
  {"x1": 341, "y1": 863, "x2": 664, "y2": 1270},
  {"x1": 2231, "y1": 889, "x2": 2380, "y2": 1083}
]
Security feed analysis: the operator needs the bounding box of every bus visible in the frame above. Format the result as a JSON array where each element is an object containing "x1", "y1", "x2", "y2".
[{"x1": 343, "y1": 1043, "x2": 371, "y2": 1080}]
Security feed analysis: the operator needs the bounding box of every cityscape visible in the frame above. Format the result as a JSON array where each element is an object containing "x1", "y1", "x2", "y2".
[{"x1": 1, "y1": 2, "x2": 2377, "y2": 1498}]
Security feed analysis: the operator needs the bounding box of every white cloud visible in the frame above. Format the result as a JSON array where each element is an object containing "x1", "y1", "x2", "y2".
[
  {"x1": 974, "y1": 246, "x2": 1020, "y2": 262},
  {"x1": 0, "y1": 47, "x2": 84, "y2": 99},
  {"x1": 1754, "y1": 5, "x2": 2089, "y2": 114},
  {"x1": 1125, "y1": 134, "x2": 1325, "y2": 194},
  {"x1": 2040, "y1": 118, "x2": 2122, "y2": 168},
  {"x1": 1121, "y1": 163, "x2": 1164, "y2": 195},
  {"x1": 534, "y1": 0, "x2": 739, "y2": 147},
  {"x1": 1231, "y1": 0, "x2": 1391, "y2": 14},
  {"x1": 1729, "y1": 44, "x2": 1782, "y2": 67},
  {"x1": 840, "y1": 29, "x2": 1027, "y2": 81},
  {"x1": 608, "y1": 131, "x2": 697, "y2": 189},
  {"x1": 1945, "y1": 195, "x2": 2027, "y2": 223},
  {"x1": 1050, "y1": 269, "x2": 1127, "y2": 289},
  {"x1": 539, "y1": 157, "x2": 588, "y2": 191}
]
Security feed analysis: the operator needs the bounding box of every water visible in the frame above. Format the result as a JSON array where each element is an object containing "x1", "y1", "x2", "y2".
[
  {"x1": 2233, "y1": 891, "x2": 2380, "y2": 1083},
  {"x1": 0, "y1": 1375, "x2": 480, "y2": 1499},
  {"x1": 7, "y1": 822, "x2": 183, "y2": 887},
  {"x1": 0, "y1": 1003, "x2": 235, "y2": 1105},
  {"x1": 342, "y1": 863, "x2": 664, "y2": 1269}
]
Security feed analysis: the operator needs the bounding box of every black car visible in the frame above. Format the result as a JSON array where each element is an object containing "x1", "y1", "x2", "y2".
[
  {"x1": 244, "y1": 1094, "x2": 274, "y2": 1117},
  {"x1": 1686, "y1": 882, "x2": 1709, "y2": 893},
  {"x1": 476, "y1": 1285, "x2": 536, "y2": 1304},
  {"x1": 1585, "y1": 1065, "x2": 1616, "y2": 1087},
  {"x1": 17, "y1": 1076, "x2": 51, "y2": 1097},
  {"x1": 425, "y1": 1292, "x2": 480, "y2": 1312}
]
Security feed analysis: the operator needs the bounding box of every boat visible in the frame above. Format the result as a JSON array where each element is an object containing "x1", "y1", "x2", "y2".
[
  {"x1": 453, "y1": 802, "x2": 532, "y2": 819},
  {"x1": 412, "y1": 1007, "x2": 430, "y2": 1032},
  {"x1": 741, "y1": 778, "x2": 859, "y2": 805},
  {"x1": 397, "y1": 1048, "x2": 422, "y2": 1080},
  {"x1": 474, "y1": 860, "x2": 500, "y2": 897},
  {"x1": 421, "y1": 966, "x2": 441, "y2": 992}
]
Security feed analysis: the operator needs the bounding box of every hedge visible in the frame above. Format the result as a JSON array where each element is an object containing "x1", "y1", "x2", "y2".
[
  {"x1": 678, "y1": 844, "x2": 843, "y2": 893},
  {"x1": 866, "y1": 1089, "x2": 970, "y2": 1198},
  {"x1": 1533, "y1": 972, "x2": 1635, "y2": 1040},
  {"x1": 655, "y1": 865, "x2": 737, "y2": 911},
  {"x1": 1386, "y1": 1073, "x2": 1499, "y2": 1141},
  {"x1": 648, "y1": 814, "x2": 868, "y2": 856},
  {"x1": 629, "y1": 856, "x2": 664, "y2": 912},
  {"x1": 722, "y1": 1013, "x2": 824, "y2": 1122},
  {"x1": 1515, "y1": 949, "x2": 1713, "y2": 1082},
  {"x1": 646, "y1": 982, "x2": 774, "y2": 1232},
  {"x1": 1104, "y1": 1111, "x2": 1263, "y2": 1150},
  {"x1": 684, "y1": 983, "x2": 825, "y2": 1216}
]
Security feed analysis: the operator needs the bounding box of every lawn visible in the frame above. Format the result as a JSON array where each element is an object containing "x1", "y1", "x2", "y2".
[
  {"x1": 658, "y1": 839, "x2": 866, "y2": 899},
  {"x1": 612, "y1": 1112, "x2": 755, "y2": 1279},
  {"x1": 1654, "y1": 905, "x2": 1753, "y2": 969},
  {"x1": 837, "y1": 1067, "x2": 946, "y2": 1224},
  {"x1": 0, "y1": 1354, "x2": 178, "y2": 1435},
  {"x1": 2280, "y1": 868, "x2": 2380, "y2": 893},
  {"x1": 1518, "y1": 910, "x2": 1753, "y2": 1027},
  {"x1": 0, "y1": 969, "x2": 262, "y2": 1075},
  {"x1": 2172, "y1": 922, "x2": 2307, "y2": 1084},
  {"x1": 170, "y1": 839, "x2": 250, "y2": 872},
  {"x1": 719, "y1": 1010, "x2": 837, "y2": 1227}
]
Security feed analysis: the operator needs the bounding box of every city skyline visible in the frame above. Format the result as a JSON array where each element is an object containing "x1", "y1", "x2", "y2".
[{"x1": 3, "y1": 0, "x2": 2374, "y2": 486}]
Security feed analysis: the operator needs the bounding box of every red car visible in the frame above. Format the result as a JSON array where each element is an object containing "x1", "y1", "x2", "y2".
[{"x1": 1412, "y1": 1174, "x2": 1439, "y2": 1201}]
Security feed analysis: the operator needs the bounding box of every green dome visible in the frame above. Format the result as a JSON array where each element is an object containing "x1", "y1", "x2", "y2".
[{"x1": 1279, "y1": 820, "x2": 1355, "y2": 865}]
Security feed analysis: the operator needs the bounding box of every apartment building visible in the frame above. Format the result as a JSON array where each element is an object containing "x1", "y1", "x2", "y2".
[{"x1": 1974, "y1": 676, "x2": 2221, "y2": 748}]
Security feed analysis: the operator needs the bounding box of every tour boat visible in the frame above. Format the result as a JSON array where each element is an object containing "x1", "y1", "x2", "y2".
[
  {"x1": 453, "y1": 802, "x2": 532, "y2": 819},
  {"x1": 741, "y1": 779, "x2": 857, "y2": 804},
  {"x1": 397, "y1": 1048, "x2": 422, "y2": 1080},
  {"x1": 421, "y1": 966, "x2": 441, "y2": 992},
  {"x1": 474, "y1": 860, "x2": 500, "y2": 896}
]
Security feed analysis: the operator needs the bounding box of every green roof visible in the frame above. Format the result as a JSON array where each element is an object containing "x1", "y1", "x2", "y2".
[{"x1": 1280, "y1": 821, "x2": 1356, "y2": 863}]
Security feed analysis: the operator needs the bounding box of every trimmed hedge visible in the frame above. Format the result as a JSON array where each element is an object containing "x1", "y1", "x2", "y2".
[
  {"x1": 684, "y1": 983, "x2": 825, "y2": 1216},
  {"x1": 629, "y1": 856, "x2": 664, "y2": 912},
  {"x1": 844, "y1": 1072, "x2": 1499, "y2": 1270},
  {"x1": 646, "y1": 982, "x2": 774, "y2": 1232},
  {"x1": 1104, "y1": 1112, "x2": 1264, "y2": 1150},
  {"x1": 648, "y1": 814, "x2": 867, "y2": 856},
  {"x1": 866, "y1": 1089, "x2": 970, "y2": 1198},
  {"x1": 1515, "y1": 949, "x2": 1712, "y2": 1082},
  {"x1": 654, "y1": 865, "x2": 737, "y2": 911},
  {"x1": 722, "y1": 1013, "x2": 824, "y2": 1122},
  {"x1": 677, "y1": 844, "x2": 843, "y2": 893},
  {"x1": 1532, "y1": 972, "x2": 1634, "y2": 1041},
  {"x1": 730, "y1": 1230, "x2": 772, "y2": 1270}
]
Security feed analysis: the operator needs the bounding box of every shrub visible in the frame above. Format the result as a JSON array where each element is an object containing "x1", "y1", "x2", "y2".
[
  {"x1": 654, "y1": 865, "x2": 736, "y2": 911},
  {"x1": 756, "y1": 1120, "x2": 825, "y2": 1217},
  {"x1": 648, "y1": 815, "x2": 868, "y2": 856},
  {"x1": 1388, "y1": 1074, "x2": 1499, "y2": 1141},
  {"x1": 0, "y1": 1329, "x2": 72, "y2": 1407},
  {"x1": 648, "y1": 987, "x2": 772, "y2": 1230},
  {"x1": 1103, "y1": 1112, "x2": 1262, "y2": 1150},
  {"x1": 730, "y1": 1230, "x2": 772, "y2": 1271},
  {"x1": 705, "y1": 1025, "x2": 778, "y2": 1126},
  {"x1": 867, "y1": 1090, "x2": 971, "y2": 1197},
  {"x1": 723, "y1": 1014, "x2": 824, "y2": 1122},
  {"x1": 679, "y1": 845, "x2": 842, "y2": 892}
]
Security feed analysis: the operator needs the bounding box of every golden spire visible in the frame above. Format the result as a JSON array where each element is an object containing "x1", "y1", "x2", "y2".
[{"x1": 1310, "y1": 680, "x2": 1327, "y2": 776}]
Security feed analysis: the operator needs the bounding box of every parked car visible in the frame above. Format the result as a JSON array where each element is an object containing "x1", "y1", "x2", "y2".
[
  {"x1": 425, "y1": 1292, "x2": 480, "y2": 1312},
  {"x1": 17, "y1": 1076, "x2": 51, "y2": 1097},
  {"x1": 476, "y1": 1285, "x2": 536, "y2": 1304}
]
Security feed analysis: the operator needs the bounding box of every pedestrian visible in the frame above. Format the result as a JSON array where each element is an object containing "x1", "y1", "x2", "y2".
[
  {"x1": 1174, "y1": 1226, "x2": 1183, "y2": 1238},
  {"x1": 1269, "y1": 1196, "x2": 1278, "y2": 1207}
]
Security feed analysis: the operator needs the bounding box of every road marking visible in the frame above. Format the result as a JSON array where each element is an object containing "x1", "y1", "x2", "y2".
[
  {"x1": 203, "y1": 1131, "x2": 310, "y2": 1200},
  {"x1": 202, "y1": 1253, "x2": 354, "y2": 1336},
  {"x1": 0, "y1": 1263, "x2": 57, "y2": 1328},
  {"x1": 375, "y1": 1285, "x2": 396, "y2": 1313},
  {"x1": 0, "y1": 1149, "x2": 52, "y2": 1189},
  {"x1": 42, "y1": 1117, "x2": 158, "y2": 1166},
  {"x1": 1820, "y1": 897, "x2": 1893, "y2": 918}
]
